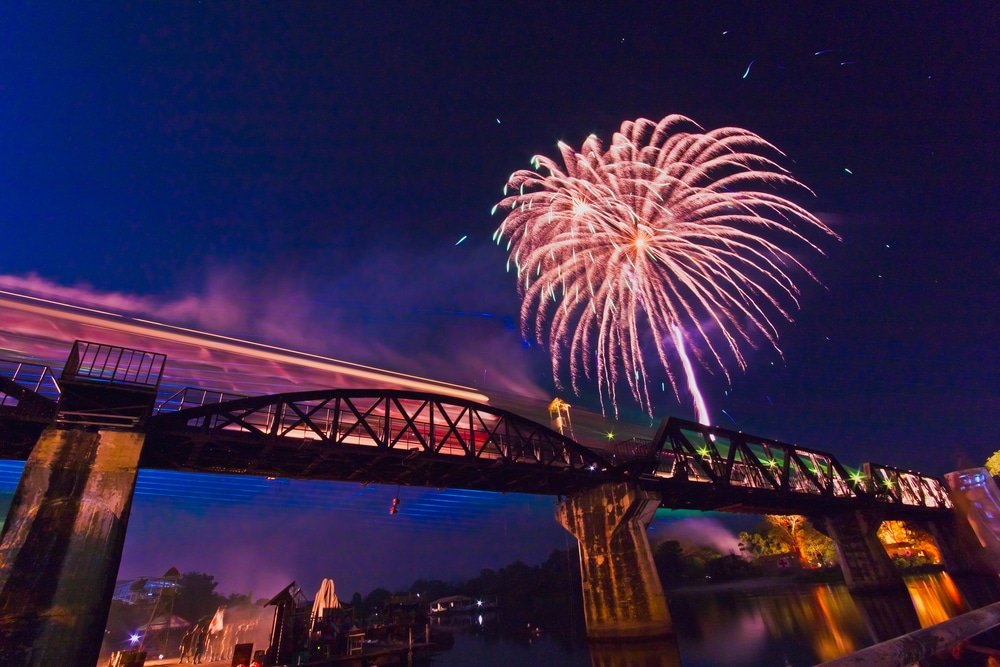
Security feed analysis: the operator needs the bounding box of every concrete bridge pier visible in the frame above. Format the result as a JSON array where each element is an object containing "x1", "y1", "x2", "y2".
[
  {"x1": 815, "y1": 510, "x2": 907, "y2": 594},
  {"x1": 919, "y1": 514, "x2": 1000, "y2": 608},
  {"x1": 0, "y1": 426, "x2": 145, "y2": 666},
  {"x1": 557, "y1": 481, "x2": 672, "y2": 640}
]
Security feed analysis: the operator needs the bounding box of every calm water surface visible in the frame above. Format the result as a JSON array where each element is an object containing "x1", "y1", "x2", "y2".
[{"x1": 429, "y1": 573, "x2": 967, "y2": 666}]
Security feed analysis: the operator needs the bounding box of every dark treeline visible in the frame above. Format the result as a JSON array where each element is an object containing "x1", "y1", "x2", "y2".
[
  {"x1": 652, "y1": 540, "x2": 753, "y2": 586},
  {"x1": 354, "y1": 547, "x2": 586, "y2": 641}
]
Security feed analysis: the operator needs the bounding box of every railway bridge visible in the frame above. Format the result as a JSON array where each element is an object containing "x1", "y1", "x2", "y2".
[{"x1": 0, "y1": 341, "x2": 997, "y2": 664}]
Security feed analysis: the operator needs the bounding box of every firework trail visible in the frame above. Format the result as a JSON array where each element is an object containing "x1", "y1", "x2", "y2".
[{"x1": 492, "y1": 115, "x2": 835, "y2": 420}]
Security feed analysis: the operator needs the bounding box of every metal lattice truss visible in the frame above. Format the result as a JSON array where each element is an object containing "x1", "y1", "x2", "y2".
[
  {"x1": 636, "y1": 418, "x2": 952, "y2": 517},
  {"x1": 863, "y1": 462, "x2": 953, "y2": 509},
  {"x1": 0, "y1": 351, "x2": 959, "y2": 515},
  {"x1": 145, "y1": 389, "x2": 612, "y2": 494}
]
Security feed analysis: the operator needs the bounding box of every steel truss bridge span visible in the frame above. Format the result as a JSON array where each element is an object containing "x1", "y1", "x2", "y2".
[
  {"x1": 0, "y1": 364, "x2": 955, "y2": 518},
  {"x1": 143, "y1": 388, "x2": 612, "y2": 495},
  {"x1": 621, "y1": 417, "x2": 953, "y2": 520}
]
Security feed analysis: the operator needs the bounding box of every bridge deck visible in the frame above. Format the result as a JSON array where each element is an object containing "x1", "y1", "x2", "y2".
[{"x1": 0, "y1": 359, "x2": 955, "y2": 519}]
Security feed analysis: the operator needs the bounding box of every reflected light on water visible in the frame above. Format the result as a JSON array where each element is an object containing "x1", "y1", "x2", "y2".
[
  {"x1": 906, "y1": 572, "x2": 967, "y2": 627},
  {"x1": 668, "y1": 573, "x2": 965, "y2": 665},
  {"x1": 810, "y1": 586, "x2": 861, "y2": 661}
]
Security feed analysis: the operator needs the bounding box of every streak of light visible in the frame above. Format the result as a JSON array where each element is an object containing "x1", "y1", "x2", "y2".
[
  {"x1": 742, "y1": 59, "x2": 756, "y2": 79},
  {"x1": 455, "y1": 235, "x2": 468, "y2": 246},
  {"x1": 672, "y1": 325, "x2": 710, "y2": 425},
  {"x1": 0, "y1": 461, "x2": 543, "y2": 533},
  {"x1": 0, "y1": 290, "x2": 488, "y2": 403}
]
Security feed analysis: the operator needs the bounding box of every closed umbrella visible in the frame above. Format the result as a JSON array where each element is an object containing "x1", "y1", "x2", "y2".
[{"x1": 310, "y1": 578, "x2": 340, "y2": 629}]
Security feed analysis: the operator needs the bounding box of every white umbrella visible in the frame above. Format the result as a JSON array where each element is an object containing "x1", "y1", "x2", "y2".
[
  {"x1": 208, "y1": 607, "x2": 225, "y2": 634},
  {"x1": 310, "y1": 578, "x2": 340, "y2": 628}
]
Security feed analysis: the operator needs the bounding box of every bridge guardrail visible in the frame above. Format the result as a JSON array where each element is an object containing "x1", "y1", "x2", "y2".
[{"x1": 0, "y1": 359, "x2": 61, "y2": 406}]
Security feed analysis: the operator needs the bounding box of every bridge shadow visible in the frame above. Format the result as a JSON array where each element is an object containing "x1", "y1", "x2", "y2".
[{"x1": 851, "y1": 591, "x2": 922, "y2": 644}]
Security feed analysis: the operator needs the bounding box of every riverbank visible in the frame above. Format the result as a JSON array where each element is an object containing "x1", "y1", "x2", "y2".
[{"x1": 667, "y1": 564, "x2": 945, "y2": 596}]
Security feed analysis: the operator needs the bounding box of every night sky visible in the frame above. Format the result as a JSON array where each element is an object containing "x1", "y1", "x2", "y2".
[{"x1": 0, "y1": 3, "x2": 997, "y2": 596}]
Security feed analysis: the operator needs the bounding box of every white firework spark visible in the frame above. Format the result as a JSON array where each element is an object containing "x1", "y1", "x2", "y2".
[{"x1": 493, "y1": 115, "x2": 836, "y2": 419}]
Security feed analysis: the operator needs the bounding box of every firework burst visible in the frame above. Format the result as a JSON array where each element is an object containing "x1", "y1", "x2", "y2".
[{"x1": 493, "y1": 115, "x2": 836, "y2": 420}]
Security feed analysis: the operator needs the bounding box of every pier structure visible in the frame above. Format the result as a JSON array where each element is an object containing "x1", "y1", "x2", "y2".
[{"x1": 0, "y1": 337, "x2": 997, "y2": 659}]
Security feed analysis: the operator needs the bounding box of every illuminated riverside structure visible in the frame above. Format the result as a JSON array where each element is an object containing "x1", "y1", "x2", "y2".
[{"x1": 0, "y1": 292, "x2": 998, "y2": 664}]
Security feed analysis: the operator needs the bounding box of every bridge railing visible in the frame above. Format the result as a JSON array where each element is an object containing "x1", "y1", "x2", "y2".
[
  {"x1": 156, "y1": 387, "x2": 249, "y2": 413},
  {"x1": 61, "y1": 340, "x2": 166, "y2": 389},
  {"x1": 0, "y1": 359, "x2": 61, "y2": 408}
]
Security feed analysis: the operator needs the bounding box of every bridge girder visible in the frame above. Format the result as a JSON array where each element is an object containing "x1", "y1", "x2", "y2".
[
  {"x1": 618, "y1": 417, "x2": 954, "y2": 519},
  {"x1": 0, "y1": 367, "x2": 959, "y2": 519},
  {"x1": 143, "y1": 388, "x2": 614, "y2": 495}
]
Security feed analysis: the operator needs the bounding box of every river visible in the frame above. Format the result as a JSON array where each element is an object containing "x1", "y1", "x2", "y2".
[{"x1": 428, "y1": 572, "x2": 968, "y2": 666}]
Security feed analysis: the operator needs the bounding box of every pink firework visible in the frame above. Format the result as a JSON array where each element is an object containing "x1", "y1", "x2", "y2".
[{"x1": 493, "y1": 115, "x2": 836, "y2": 419}]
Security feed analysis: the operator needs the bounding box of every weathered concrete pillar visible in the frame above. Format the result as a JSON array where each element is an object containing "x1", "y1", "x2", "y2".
[
  {"x1": 817, "y1": 510, "x2": 905, "y2": 593},
  {"x1": 0, "y1": 426, "x2": 145, "y2": 666},
  {"x1": 944, "y1": 468, "x2": 1000, "y2": 567},
  {"x1": 940, "y1": 469, "x2": 1000, "y2": 608},
  {"x1": 919, "y1": 472, "x2": 1000, "y2": 608},
  {"x1": 557, "y1": 481, "x2": 671, "y2": 640},
  {"x1": 921, "y1": 514, "x2": 999, "y2": 577}
]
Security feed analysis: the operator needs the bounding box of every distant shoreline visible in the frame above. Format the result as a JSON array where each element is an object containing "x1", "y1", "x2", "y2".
[{"x1": 666, "y1": 565, "x2": 945, "y2": 596}]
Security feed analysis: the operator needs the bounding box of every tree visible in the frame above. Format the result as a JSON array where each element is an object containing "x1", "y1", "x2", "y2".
[
  {"x1": 408, "y1": 578, "x2": 455, "y2": 603},
  {"x1": 362, "y1": 587, "x2": 393, "y2": 616},
  {"x1": 986, "y1": 451, "x2": 1000, "y2": 476},
  {"x1": 739, "y1": 515, "x2": 836, "y2": 568},
  {"x1": 877, "y1": 520, "x2": 941, "y2": 567},
  {"x1": 765, "y1": 515, "x2": 808, "y2": 560},
  {"x1": 738, "y1": 529, "x2": 789, "y2": 558},
  {"x1": 173, "y1": 572, "x2": 225, "y2": 623},
  {"x1": 652, "y1": 540, "x2": 684, "y2": 584},
  {"x1": 225, "y1": 592, "x2": 252, "y2": 607}
]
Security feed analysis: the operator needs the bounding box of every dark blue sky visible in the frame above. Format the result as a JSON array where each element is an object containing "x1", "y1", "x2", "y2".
[{"x1": 1, "y1": 3, "x2": 997, "y2": 593}]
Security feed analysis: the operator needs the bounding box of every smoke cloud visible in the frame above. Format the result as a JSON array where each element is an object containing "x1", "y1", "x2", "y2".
[{"x1": 650, "y1": 516, "x2": 743, "y2": 555}]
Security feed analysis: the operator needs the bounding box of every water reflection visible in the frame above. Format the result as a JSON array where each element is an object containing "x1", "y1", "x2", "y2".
[
  {"x1": 906, "y1": 572, "x2": 967, "y2": 627},
  {"x1": 589, "y1": 638, "x2": 681, "y2": 667},
  {"x1": 850, "y1": 591, "x2": 921, "y2": 644},
  {"x1": 430, "y1": 573, "x2": 969, "y2": 667}
]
